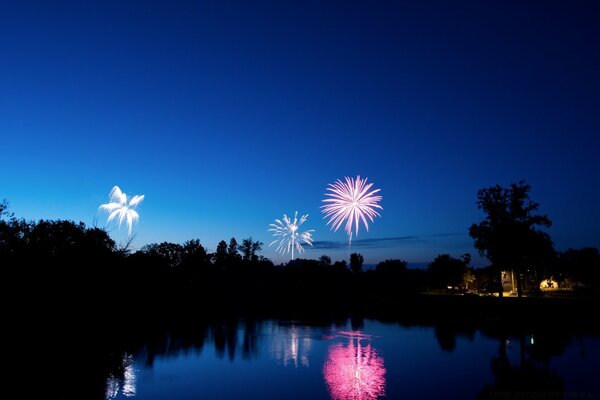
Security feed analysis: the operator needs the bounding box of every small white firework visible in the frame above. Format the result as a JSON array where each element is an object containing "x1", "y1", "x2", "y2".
[
  {"x1": 268, "y1": 211, "x2": 315, "y2": 260},
  {"x1": 99, "y1": 185, "x2": 144, "y2": 236}
]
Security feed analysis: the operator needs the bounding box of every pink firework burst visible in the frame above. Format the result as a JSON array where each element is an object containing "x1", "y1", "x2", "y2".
[{"x1": 321, "y1": 176, "x2": 383, "y2": 244}]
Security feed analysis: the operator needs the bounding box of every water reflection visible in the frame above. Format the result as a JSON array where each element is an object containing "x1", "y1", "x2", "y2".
[
  {"x1": 478, "y1": 333, "x2": 565, "y2": 399},
  {"x1": 75, "y1": 317, "x2": 597, "y2": 400},
  {"x1": 271, "y1": 324, "x2": 312, "y2": 367},
  {"x1": 323, "y1": 331, "x2": 386, "y2": 400},
  {"x1": 105, "y1": 353, "x2": 136, "y2": 399}
]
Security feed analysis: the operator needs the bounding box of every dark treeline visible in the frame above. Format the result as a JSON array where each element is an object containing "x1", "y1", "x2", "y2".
[
  {"x1": 0, "y1": 204, "x2": 424, "y2": 318},
  {"x1": 2, "y1": 192, "x2": 600, "y2": 323}
]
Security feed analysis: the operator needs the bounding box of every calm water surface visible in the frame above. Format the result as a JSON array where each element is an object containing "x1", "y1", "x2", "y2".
[{"x1": 105, "y1": 319, "x2": 600, "y2": 399}]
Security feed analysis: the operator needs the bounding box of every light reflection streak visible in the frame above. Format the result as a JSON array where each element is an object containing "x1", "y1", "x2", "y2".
[
  {"x1": 271, "y1": 325, "x2": 312, "y2": 368},
  {"x1": 105, "y1": 353, "x2": 136, "y2": 399},
  {"x1": 323, "y1": 331, "x2": 386, "y2": 400}
]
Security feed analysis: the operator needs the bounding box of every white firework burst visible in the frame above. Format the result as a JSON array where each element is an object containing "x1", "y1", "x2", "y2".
[
  {"x1": 321, "y1": 175, "x2": 382, "y2": 245},
  {"x1": 99, "y1": 185, "x2": 144, "y2": 236},
  {"x1": 268, "y1": 211, "x2": 315, "y2": 260}
]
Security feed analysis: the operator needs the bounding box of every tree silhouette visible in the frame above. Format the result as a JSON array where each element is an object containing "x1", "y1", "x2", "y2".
[
  {"x1": 227, "y1": 237, "x2": 241, "y2": 264},
  {"x1": 376, "y1": 259, "x2": 408, "y2": 274},
  {"x1": 181, "y1": 239, "x2": 209, "y2": 278},
  {"x1": 349, "y1": 253, "x2": 364, "y2": 273},
  {"x1": 0, "y1": 199, "x2": 13, "y2": 219},
  {"x1": 469, "y1": 181, "x2": 555, "y2": 297},
  {"x1": 213, "y1": 240, "x2": 228, "y2": 267},
  {"x1": 0, "y1": 201, "x2": 27, "y2": 263},
  {"x1": 332, "y1": 259, "x2": 348, "y2": 273},
  {"x1": 427, "y1": 254, "x2": 469, "y2": 291},
  {"x1": 182, "y1": 239, "x2": 207, "y2": 263},
  {"x1": 251, "y1": 240, "x2": 263, "y2": 262},
  {"x1": 238, "y1": 237, "x2": 263, "y2": 262},
  {"x1": 319, "y1": 255, "x2": 332, "y2": 267},
  {"x1": 143, "y1": 242, "x2": 184, "y2": 269},
  {"x1": 557, "y1": 247, "x2": 600, "y2": 289}
]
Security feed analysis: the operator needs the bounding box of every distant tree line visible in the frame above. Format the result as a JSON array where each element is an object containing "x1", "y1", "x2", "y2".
[{"x1": 1, "y1": 179, "x2": 599, "y2": 317}]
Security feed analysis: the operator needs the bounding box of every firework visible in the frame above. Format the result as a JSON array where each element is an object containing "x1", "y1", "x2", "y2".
[
  {"x1": 99, "y1": 185, "x2": 144, "y2": 236},
  {"x1": 321, "y1": 175, "x2": 382, "y2": 244},
  {"x1": 268, "y1": 211, "x2": 315, "y2": 260}
]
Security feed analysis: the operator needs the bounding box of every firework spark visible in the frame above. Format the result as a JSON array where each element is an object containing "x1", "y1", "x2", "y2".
[
  {"x1": 99, "y1": 185, "x2": 144, "y2": 236},
  {"x1": 268, "y1": 211, "x2": 315, "y2": 260},
  {"x1": 321, "y1": 176, "x2": 382, "y2": 244}
]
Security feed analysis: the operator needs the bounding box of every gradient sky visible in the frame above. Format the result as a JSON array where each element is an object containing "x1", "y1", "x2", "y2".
[{"x1": 1, "y1": 0, "x2": 599, "y2": 267}]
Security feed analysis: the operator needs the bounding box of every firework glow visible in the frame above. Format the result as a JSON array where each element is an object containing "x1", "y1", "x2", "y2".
[
  {"x1": 99, "y1": 185, "x2": 144, "y2": 237},
  {"x1": 268, "y1": 211, "x2": 315, "y2": 260},
  {"x1": 321, "y1": 176, "x2": 382, "y2": 245},
  {"x1": 323, "y1": 331, "x2": 386, "y2": 400}
]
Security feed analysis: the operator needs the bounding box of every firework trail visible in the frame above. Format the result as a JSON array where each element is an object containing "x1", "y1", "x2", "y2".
[
  {"x1": 269, "y1": 211, "x2": 315, "y2": 260},
  {"x1": 99, "y1": 185, "x2": 144, "y2": 236},
  {"x1": 321, "y1": 176, "x2": 382, "y2": 245}
]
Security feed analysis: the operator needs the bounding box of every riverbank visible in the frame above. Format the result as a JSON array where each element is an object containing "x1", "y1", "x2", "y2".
[{"x1": 23, "y1": 289, "x2": 600, "y2": 336}]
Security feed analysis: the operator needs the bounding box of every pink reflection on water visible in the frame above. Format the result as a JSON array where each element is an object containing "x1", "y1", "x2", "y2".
[{"x1": 323, "y1": 331, "x2": 386, "y2": 400}]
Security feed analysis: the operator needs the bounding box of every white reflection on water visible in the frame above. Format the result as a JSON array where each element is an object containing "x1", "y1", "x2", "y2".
[
  {"x1": 270, "y1": 324, "x2": 312, "y2": 367},
  {"x1": 105, "y1": 353, "x2": 136, "y2": 399},
  {"x1": 323, "y1": 331, "x2": 386, "y2": 400}
]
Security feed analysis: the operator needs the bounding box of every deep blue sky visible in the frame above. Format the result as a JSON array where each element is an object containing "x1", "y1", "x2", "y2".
[{"x1": 1, "y1": 0, "x2": 599, "y2": 267}]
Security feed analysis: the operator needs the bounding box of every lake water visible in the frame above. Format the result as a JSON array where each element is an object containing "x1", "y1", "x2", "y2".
[{"x1": 103, "y1": 318, "x2": 600, "y2": 400}]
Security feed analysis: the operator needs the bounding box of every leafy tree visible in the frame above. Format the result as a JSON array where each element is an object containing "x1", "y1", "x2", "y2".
[
  {"x1": 182, "y1": 239, "x2": 208, "y2": 266},
  {"x1": 427, "y1": 254, "x2": 468, "y2": 290},
  {"x1": 82, "y1": 226, "x2": 117, "y2": 256},
  {"x1": 27, "y1": 220, "x2": 115, "y2": 262},
  {"x1": 143, "y1": 242, "x2": 184, "y2": 268},
  {"x1": 376, "y1": 259, "x2": 408, "y2": 274},
  {"x1": 251, "y1": 239, "x2": 263, "y2": 262},
  {"x1": 374, "y1": 259, "x2": 409, "y2": 294},
  {"x1": 349, "y1": 252, "x2": 364, "y2": 273},
  {"x1": 238, "y1": 237, "x2": 263, "y2": 262},
  {"x1": 319, "y1": 255, "x2": 332, "y2": 267},
  {"x1": 0, "y1": 217, "x2": 117, "y2": 299},
  {"x1": 175, "y1": 239, "x2": 208, "y2": 284},
  {"x1": 0, "y1": 199, "x2": 13, "y2": 220},
  {"x1": 469, "y1": 181, "x2": 555, "y2": 297},
  {"x1": 463, "y1": 268, "x2": 476, "y2": 290},
  {"x1": 0, "y1": 201, "x2": 28, "y2": 261},
  {"x1": 213, "y1": 240, "x2": 228, "y2": 266},
  {"x1": 332, "y1": 260, "x2": 348, "y2": 273},
  {"x1": 460, "y1": 253, "x2": 476, "y2": 290},
  {"x1": 557, "y1": 247, "x2": 600, "y2": 288},
  {"x1": 227, "y1": 237, "x2": 240, "y2": 262},
  {"x1": 239, "y1": 238, "x2": 252, "y2": 261}
]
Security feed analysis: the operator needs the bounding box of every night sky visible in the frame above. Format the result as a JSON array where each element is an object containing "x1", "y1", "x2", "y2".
[{"x1": 1, "y1": 1, "x2": 598, "y2": 267}]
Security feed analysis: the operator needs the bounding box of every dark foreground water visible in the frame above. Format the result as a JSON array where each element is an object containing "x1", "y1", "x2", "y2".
[{"x1": 101, "y1": 318, "x2": 600, "y2": 400}]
